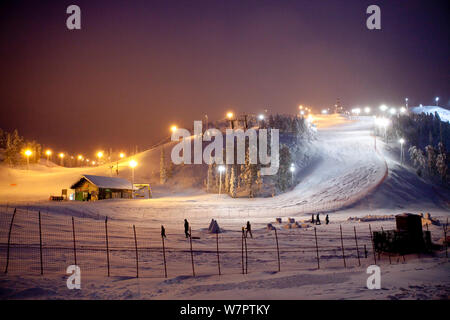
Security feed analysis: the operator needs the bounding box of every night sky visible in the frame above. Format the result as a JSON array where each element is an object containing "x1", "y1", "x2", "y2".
[{"x1": 0, "y1": 0, "x2": 449, "y2": 154}]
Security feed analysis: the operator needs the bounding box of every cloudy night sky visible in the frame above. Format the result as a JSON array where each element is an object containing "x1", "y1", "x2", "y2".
[{"x1": 0, "y1": 0, "x2": 448, "y2": 153}]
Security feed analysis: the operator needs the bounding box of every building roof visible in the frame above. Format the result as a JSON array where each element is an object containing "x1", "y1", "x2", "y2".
[{"x1": 71, "y1": 174, "x2": 133, "y2": 190}]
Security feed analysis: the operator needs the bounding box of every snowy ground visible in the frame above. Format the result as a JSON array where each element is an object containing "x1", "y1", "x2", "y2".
[{"x1": 0, "y1": 114, "x2": 448, "y2": 300}]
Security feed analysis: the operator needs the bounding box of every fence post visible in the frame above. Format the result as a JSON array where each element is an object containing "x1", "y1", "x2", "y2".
[
  {"x1": 354, "y1": 226, "x2": 361, "y2": 266},
  {"x1": 161, "y1": 233, "x2": 168, "y2": 278},
  {"x1": 4, "y1": 208, "x2": 17, "y2": 274},
  {"x1": 244, "y1": 229, "x2": 248, "y2": 274},
  {"x1": 241, "y1": 227, "x2": 245, "y2": 274},
  {"x1": 274, "y1": 228, "x2": 281, "y2": 272},
  {"x1": 38, "y1": 211, "x2": 43, "y2": 275},
  {"x1": 105, "y1": 217, "x2": 110, "y2": 277},
  {"x1": 133, "y1": 225, "x2": 139, "y2": 278},
  {"x1": 339, "y1": 225, "x2": 346, "y2": 268},
  {"x1": 369, "y1": 224, "x2": 377, "y2": 264},
  {"x1": 189, "y1": 227, "x2": 195, "y2": 277},
  {"x1": 314, "y1": 227, "x2": 320, "y2": 269},
  {"x1": 216, "y1": 232, "x2": 221, "y2": 276},
  {"x1": 72, "y1": 217, "x2": 77, "y2": 266},
  {"x1": 443, "y1": 218, "x2": 448, "y2": 258}
]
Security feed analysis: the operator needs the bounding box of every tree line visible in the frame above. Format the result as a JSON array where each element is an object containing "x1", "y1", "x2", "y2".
[
  {"x1": 388, "y1": 113, "x2": 449, "y2": 184},
  {"x1": 0, "y1": 128, "x2": 42, "y2": 166}
]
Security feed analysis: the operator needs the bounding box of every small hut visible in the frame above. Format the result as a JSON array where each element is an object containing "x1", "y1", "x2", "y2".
[{"x1": 70, "y1": 175, "x2": 133, "y2": 201}]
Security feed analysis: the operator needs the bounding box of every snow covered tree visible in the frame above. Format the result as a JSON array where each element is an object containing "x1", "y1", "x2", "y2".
[
  {"x1": 224, "y1": 165, "x2": 230, "y2": 193},
  {"x1": 425, "y1": 145, "x2": 436, "y2": 176},
  {"x1": 206, "y1": 163, "x2": 214, "y2": 192},
  {"x1": 276, "y1": 144, "x2": 292, "y2": 191},
  {"x1": 230, "y1": 165, "x2": 237, "y2": 198},
  {"x1": 160, "y1": 147, "x2": 167, "y2": 184},
  {"x1": 436, "y1": 142, "x2": 448, "y2": 183}
]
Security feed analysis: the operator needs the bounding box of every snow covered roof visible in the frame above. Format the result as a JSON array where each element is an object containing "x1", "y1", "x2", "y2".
[{"x1": 71, "y1": 175, "x2": 133, "y2": 190}]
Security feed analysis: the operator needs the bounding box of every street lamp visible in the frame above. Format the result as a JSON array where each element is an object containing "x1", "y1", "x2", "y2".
[
  {"x1": 59, "y1": 153, "x2": 65, "y2": 166},
  {"x1": 379, "y1": 105, "x2": 388, "y2": 112},
  {"x1": 405, "y1": 98, "x2": 408, "y2": 109},
  {"x1": 399, "y1": 138, "x2": 405, "y2": 165},
  {"x1": 129, "y1": 160, "x2": 138, "y2": 198},
  {"x1": 218, "y1": 165, "x2": 225, "y2": 195},
  {"x1": 226, "y1": 112, "x2": 234, "y2": 129},
  {"x1": 170, "y1": 125, "x2": 177, "y2": 133},
  {"x1": 116, "y1": 152, "x2": 125, "y2": 175},
  {"x1": 77, "y1": 155, "x2": 83, "y2": 166},
  {"x1": 290, "y1": 163, "x2": 295, "y2": 185},
  {"x1": 400, "y1": 107, "x2": 406, "y2": 114},
  {"x1": 435, "y1": 97, "x2": 439, "y2": 106},
  {"x1": 97, "y1": 151, "x2": 103, "y2": 164},
  {"x1": 258, "y1": 114, "x2": 264, "y2": 120},
  {"x1": 364, "y1": 107, "x2": 371, "y2": 114},
  {"x1": 45, "y1": 149, "x2": 52, "y2": 165},
  {"x1": 24, "y1": 149, "x2": 32, "y2": 170}
]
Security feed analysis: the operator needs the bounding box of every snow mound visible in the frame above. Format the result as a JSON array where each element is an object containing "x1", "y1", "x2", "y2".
[{"x1": 410, "y1": 105, "x2": 450, "y2": 122}]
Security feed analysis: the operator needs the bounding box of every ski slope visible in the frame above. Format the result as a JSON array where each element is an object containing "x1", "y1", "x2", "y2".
[{"x1": 0, "y1": 114, "x2": 404, "y2": 226}]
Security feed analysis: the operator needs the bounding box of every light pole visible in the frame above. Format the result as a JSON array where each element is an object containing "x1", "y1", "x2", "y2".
[
  {"x1": 399, "y1": 138, "x2": 405, "y2": 165},
  {"x1": 97, "y1": 151, "x2": 103, "y2": 165},
  {"x1": 24, "y1": 149, "x2": 32, "y2": 170},
  {"x1": 59, "y1": 153, "x2": 65, "y2": 166},
  {"x1": 226, "y1": 112, "x2": 234, "y2": 129},
  {"x1": 218, "y1": 165, "x2": 225, "y2": 195},
  {"x1": 405, "y1": 98, "x2": 408, "y2": 109},
  {"x1": 77, "y1": 155, "x2": 83, "y2": 166},
  {"x1": 45, "y1": 150, "x2": 52, "y2": 166},
  {"x1": 129, "y1": 159, "x2": 138, "y2": 198},
  {"x1": 290, "y1": 164, "x2": 295, "y2": 185},
  {"x1": 117, "y1": 152, "x2": 125, "y2": 175},
  {"x1": 435, "y1": 97, "x2": 439, "y2": 106}
]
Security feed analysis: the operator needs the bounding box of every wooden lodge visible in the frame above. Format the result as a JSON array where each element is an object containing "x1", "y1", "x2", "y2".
[{"x1": 70, "y1": 175, "x2": 133, "y2": 201}]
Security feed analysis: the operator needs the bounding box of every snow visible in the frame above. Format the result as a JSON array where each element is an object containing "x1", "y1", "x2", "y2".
[
  {"x1": 0, "y1": 114, "x2": 448, "y2": 299},
  {"x1": 410, "y1": 105, "x2": 450, "y2": 122}
]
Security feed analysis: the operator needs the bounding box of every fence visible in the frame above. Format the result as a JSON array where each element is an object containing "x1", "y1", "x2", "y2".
[{"x1": 0, "y1": 207, "x2": 447, "y2": 279}]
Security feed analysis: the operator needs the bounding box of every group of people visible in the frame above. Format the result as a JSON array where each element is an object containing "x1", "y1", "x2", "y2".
[
  {"x1": 311, "y1": 213, "x2": 330, "y2": 225},
  {"x1": 161, "y1": 216, "x2": 329, "y2": 240},
  {"x1": 160, "y1": 219, "x2": 253, "y2": 239}
]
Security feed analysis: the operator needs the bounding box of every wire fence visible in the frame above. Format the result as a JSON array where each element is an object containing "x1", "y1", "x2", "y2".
[{"x1": 0, "y1": 207, "x2": 447, "y2": 279}]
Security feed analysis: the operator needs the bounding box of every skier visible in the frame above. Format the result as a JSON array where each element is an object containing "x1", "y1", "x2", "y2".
[
  {"x1": 325, "y1": 215, "x2": 329, "y2": 225},
  {"x1": 311, "y1": 214, "x2": 315, "y2": 224},
  {"x1": 245, "y1": 221, "x2": 253, "y2": 238},
  {"x1": 161, "y1": 225, "x2": 166, "y2": 238},
  {"x1": 316, "y1": 213, "x2": 321, "y2": 225},
  {"x1": 184, "y1": 219, "x2": 190, "y2": 238}
]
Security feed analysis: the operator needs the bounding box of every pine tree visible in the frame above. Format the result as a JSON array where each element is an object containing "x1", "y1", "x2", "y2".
[
  {"x1": 206, "y1": 163, "x2": 214, "y2": 192},
  {"x1": 436, "y1": 142, "x2": 448, "y2": 183},
  {"x1": 224, "y1": 165, "x2": 230, "y2": 193},
  {"x1": 230, "y1": 165, "x2": 237, "y2": 198},
  {"x1": 160, "y1": 147, "x2": 167, "y2": 184},
  {"x1": 425, "y1": 145, "x2": 436, "y2": 176},
  {"x1": 276, "y1": 144, "x2": 292, "y2": 191}
]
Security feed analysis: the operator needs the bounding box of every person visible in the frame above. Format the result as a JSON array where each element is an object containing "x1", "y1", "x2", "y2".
[
  {"x1": 245, "y1": 221, "x2": 253, "y2": 238},
  {"x1": 184, "y1": 219, "x2": 190, "y2": 238},
  {"x1": 316, "y1": 213, "x2": 321, "y2": 225},
  {"x1": 325, "y1": 215, "x2": 329, "y2": 225},
  {"x1": 161, "y1": 225, "x2": 166, "y2": 238},
  {"x1": 311, "y1": 214, "x2": 315, "y2": 224}
]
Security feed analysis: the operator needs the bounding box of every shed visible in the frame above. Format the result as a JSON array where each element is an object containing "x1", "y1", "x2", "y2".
[{"x1": 70, "y1": 175, "x2": 133, "y2": 201}]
